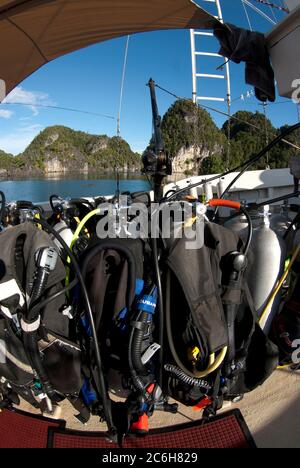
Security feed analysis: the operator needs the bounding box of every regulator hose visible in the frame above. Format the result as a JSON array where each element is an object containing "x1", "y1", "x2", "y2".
[
  {"x1": 131, "y1": 312, "x2": 150, "y2": 376},
  {"x1": 70, "y1": 208, "x2": 101, "y2": 249},
  {"x1": 209, "y1": 200, "x2": 253, "y2": 256},
  {"x1": 128, "y1": 310, "x2": 148, "y2": 394},
  {"x1": 166, "y1": 271, "x2": 227, "y2": 380},
  {"x1": 164, "y1": 364, "x2": 212, "y2": 391},
  {"x1": 30, "y1": 218, "x2": 117, "y2": 439},
  {"x1": 129, "y1": 283, "x2": 158, "y2": 391},
  {"x1": 151, "y1": 236, "x2": 164, "y2": 387}
]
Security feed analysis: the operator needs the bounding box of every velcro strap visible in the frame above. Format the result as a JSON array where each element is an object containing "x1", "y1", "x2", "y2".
[
  {"x1": 0, "y1": 279, "x2": 25, "y2": 307},
  {"x1": 21, "y1": 316, "x2": 41, "y2": 333}
]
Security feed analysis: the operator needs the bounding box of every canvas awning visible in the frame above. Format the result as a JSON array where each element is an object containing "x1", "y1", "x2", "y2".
[{"x1": 0, "y1": 0, "x2": 220, "y2": 98}]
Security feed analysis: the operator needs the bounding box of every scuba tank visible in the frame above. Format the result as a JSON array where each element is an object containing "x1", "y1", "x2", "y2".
[
  {"x1": 224, "y1": 214, "x2": 249, "y2": 237},
  {"x1": 53, "y1": 219, "x2": 74, "y2": 250},
  {"x1": 270, "y1": 201, "x2": 295, "y2": 254},
  {"x1": 270, "y1": 202, "x2": 291, "y2": 238},
  {"x1": 225, "y1": 206, "x2": 287, "y2": 334},
  {"x1": 246, "y1": 206, "x2": 287, "y2": 334}
]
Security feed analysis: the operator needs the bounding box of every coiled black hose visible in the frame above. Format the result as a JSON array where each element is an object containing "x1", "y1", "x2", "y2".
[
  {"x1": 131, "y1": 312, "x2": 149, "y2": 376},
  {"x1": 128, "y1": 314, "x2": 147, "y2": 394},
  {"x1": 164, "y1": 364, "x2": 212, "y2": 391}
]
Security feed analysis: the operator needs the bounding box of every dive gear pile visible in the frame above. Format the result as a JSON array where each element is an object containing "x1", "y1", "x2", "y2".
[
  {"x1": 0, "y1": 188, "x2": 290, "y2": 444},
  {"x1": 0, "y1": 92, "x2": 300, "y2": 445}
]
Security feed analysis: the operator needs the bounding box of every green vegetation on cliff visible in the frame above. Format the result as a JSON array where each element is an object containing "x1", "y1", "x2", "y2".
[
  {"x1": 1, "y1": 103, "x2": 299, "y2": 177},
  {"x1": 0, "y1": 126, "x2": 141, "y2": 174},
  {"x1": 156, "y1": 100, "x2": 299, "y2": 175},
  {"x1": 21, "y1": 126, "x2": 141, "y2": 172}
]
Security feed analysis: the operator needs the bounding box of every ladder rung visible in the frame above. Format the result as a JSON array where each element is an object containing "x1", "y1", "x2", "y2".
[
  {"x1": 196, "y1": 73, "x2": 225, "y2": 79},
  {"x1": 195, "y1": 52, "x2": 222, "y2": 57},
  {"x1": 194, "y1": 31, "x2": 214, "y2": 36},
  {"x1": 203, "y1": 0, "x2": 217, "y2": 2},
  {"x1": 197, "y1": 96, "x2": 226, "y2": 102}
]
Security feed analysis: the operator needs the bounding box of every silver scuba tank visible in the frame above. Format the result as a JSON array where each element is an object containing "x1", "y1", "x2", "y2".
[
  {"x1": 224, "y1": 213, "x2": 249, "y2": 238},
  {"x1": 270, "y1": 201, "x2": 294, "y2": 253},
  {"x1": 53, "y1": 219, "x2": 74, "y2": 250},
  {"x1": 225, "y1": 206, "x2": 287, "y2": 335},
  {"x1": 270, "y1": 202, "x2": 289, "y2": 235},
  {"x1": 247, "y1": 207, "x2": 287, "y2": 334}
]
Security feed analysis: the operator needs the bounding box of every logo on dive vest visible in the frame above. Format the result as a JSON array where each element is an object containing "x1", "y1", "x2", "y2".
[{"x1": 138, "y1": 299, "x2": 156, "y2": 308}]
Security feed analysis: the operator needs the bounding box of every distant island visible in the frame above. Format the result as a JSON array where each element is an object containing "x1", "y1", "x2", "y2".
[
  {"x1": 1, "y1": 101, "x2": 298, "y2": 179},
  {"x1": 0, "y1": 126, "x2": 142, "y2": 178}
]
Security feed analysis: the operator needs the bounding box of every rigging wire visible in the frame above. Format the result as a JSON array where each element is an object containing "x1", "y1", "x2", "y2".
[
  {"x1": 117, "y1": 35, "x2": 130, "y2": 137},
  {"x1": 241, "y1": 0, "x2": 277, "y2": 24},
  {"x1": 242, "y1": 0, "x2": 253, "y2": 30},
  {"x1": 252, "y1": 0, "x2": 289, "y2": 13},
  {"x1": 1, "y1": 102, "x2": 116, "y2": 120},
  {"x1": 154, "y1": 82, "x2": 300, "y2": 152},
  {"x1": 116, "y1": 35, "x2": 130, "y2": 194},
  {"x1": 268, "y1": 3, "x2": 279, "y2": 22}
]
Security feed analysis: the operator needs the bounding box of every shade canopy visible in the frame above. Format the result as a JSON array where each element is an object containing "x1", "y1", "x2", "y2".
[{"x1": 0, "y1": 0, "x2": 219, "y2": 97}]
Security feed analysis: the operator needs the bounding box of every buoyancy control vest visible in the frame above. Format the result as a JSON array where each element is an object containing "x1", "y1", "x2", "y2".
[
  {"x1": 165, "y1": 222, "x2": 278, "y2": 405},
  {"x1": 0, "y1": 223, "x2": 82, "y2": 404}
]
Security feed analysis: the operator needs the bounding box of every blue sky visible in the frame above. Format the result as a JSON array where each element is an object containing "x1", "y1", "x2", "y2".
[{"x1": 0, "y1": 0, "x2": 297, "y2": 156}]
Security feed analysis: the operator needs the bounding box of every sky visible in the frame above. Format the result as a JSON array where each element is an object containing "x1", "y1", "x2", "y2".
[{"x1": 0, "y1": 0, "x2": 297, "y2": 156}]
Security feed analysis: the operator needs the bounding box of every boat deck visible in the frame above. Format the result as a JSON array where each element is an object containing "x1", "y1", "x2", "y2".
[{"x1": 19, "y1": 368, "x2": 300, "y2": 448}]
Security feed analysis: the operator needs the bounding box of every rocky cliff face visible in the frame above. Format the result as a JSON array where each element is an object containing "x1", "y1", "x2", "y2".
[
  {"x1": 5, "y1": 126, "x2": 141, "y2": 174},
  {"x1": 172, "y1": 145, "x2": 213, "y2": 174}
]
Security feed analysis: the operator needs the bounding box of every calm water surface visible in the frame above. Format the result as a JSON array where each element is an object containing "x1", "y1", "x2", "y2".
[{"x1": 0, "y1": 173, "x2": 151, "y2": 203}]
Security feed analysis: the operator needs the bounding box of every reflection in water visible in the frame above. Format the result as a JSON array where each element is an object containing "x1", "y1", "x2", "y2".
[{"x1": 0, "y1": 172, "x2": 151, "y2": 203}]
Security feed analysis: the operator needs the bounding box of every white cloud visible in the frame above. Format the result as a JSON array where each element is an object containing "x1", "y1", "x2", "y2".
[
  {"x1": 3, "y1": 86, "x2": 54, "y2": 116},
  {"x1": 0, "y1": 124, "x2": 43, "y2": 155},
  {"x1": 0, "y1": 109, "x2": 13, "y2": 119}
]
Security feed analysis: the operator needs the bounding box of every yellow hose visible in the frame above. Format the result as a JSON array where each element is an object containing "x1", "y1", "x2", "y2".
[
  {"x1": 70, "y1": 208, "x2": 101, "y2": 250},
  {"x1": 192, "y1": 347, "x2": 228, "y2": 379},
  {"x1": 65, "y1": 209, "x2": 101, "y2": 285},
  {"x1": 74, "y1": 217, "x2": 90, "y2": 239},
  {"x1": 259, "y1": 243, "x2": 300, "y2": 330}
]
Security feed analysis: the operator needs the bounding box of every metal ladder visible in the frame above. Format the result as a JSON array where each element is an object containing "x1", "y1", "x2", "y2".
[{"x1": 190, "y1": 0, "x2": 231, "y2": 109}]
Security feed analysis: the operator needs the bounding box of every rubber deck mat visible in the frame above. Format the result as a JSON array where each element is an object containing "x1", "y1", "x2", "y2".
[
  {"x1": 0, "y1": 408, "x2": 65, "y2": 448},
  {"x1": 48, "y1": 410, "x2": 256, "y2": 449}
]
